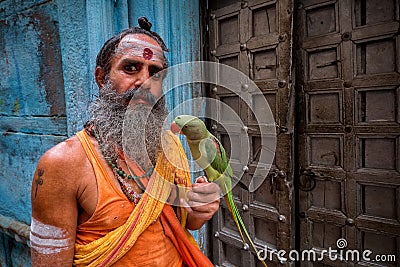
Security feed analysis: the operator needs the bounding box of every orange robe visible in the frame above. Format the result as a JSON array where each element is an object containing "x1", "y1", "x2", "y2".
[{"x1": 75, "y1": 129, "x2": 212, "y2": 267}]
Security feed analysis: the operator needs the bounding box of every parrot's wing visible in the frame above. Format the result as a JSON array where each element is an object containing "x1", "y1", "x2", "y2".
[
  {"x1": 197, "y1": 137, "x2": 217, "y2": 170},
  {"x1": 199, "y1": 135, "x2": 233, "y2": 178}
]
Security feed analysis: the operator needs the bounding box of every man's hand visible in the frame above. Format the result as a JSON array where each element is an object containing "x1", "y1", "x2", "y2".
[{"x1": 183, "y1": 176, "x2": 221, "y2": 230}]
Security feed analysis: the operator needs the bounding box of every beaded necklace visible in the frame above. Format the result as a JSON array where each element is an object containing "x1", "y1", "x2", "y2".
[
  {"x1": 90, "y1": 128, "x2": 153, "y2": 203},
  {"x1": 114, "y1": 169, "x2": 143, "y2": 204}
]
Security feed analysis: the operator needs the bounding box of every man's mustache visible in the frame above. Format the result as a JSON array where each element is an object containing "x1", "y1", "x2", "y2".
[{"x1": 123, "y1": 87, "x2": 157, "y2": 105}]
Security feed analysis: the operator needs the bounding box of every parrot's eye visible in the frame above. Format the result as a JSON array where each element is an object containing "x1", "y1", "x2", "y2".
[{"x1": 184, "y1": 125, "x2": 188, "y2": 128}]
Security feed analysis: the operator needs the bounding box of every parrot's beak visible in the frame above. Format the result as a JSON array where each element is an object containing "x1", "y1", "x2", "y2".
[{"x1": 170, "y1": 121, "x2": 182, "y2": 134}]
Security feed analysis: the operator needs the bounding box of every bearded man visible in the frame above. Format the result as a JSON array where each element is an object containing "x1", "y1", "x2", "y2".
[{"x1": 30, "y1": 17, "x2": 220, "y2": 267}]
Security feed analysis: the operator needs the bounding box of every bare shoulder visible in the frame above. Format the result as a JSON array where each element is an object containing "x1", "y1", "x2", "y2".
[
  {"x1": 32, "y1": 134, "x2": 89, "y2": 205},
  {"x1": 39, "y1": 135, "x2": 85, "y2": 168}
]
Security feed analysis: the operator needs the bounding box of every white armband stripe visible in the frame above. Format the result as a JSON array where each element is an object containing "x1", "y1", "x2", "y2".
[{"x1": 30, "y1": 217, "x2": 73, "y2": 255}]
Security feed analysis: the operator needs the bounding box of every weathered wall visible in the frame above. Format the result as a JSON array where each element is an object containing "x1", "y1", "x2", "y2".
[
  {"x1": 0, "y1": 0, "x2": 201, "y2": 266},
  {"x1": 0, "y1": 0, "x2": 67, "y2": 220},
  {"x1": 0, "y1": 1, "x2": 69, "y2": 265}
]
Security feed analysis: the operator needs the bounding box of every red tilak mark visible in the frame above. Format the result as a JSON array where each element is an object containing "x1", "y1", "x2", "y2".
[{"x1": 143, "y1": 48, "x2": 153, "y2": 60}]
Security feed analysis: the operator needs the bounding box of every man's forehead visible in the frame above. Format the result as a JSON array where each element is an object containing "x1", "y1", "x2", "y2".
[
  {"x1": 120, "y1": 33, "x2": 159, "y2": 47},
  {"x1": 116, "y1": 34, "x2": 165, "y2": 63}
]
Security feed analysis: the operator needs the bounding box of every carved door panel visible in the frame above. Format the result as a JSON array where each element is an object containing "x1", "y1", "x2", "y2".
[
  {"x1": 296, "y1": 0, "x2": 400, "y2": 266},
  {"x1": 206, "y1": 0, "x2": 295, "y2": 266}
]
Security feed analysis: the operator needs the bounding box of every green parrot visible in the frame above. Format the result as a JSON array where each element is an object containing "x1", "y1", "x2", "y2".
[{"x1": 171, "y1": 115, "x2": 267, "y2": 267}]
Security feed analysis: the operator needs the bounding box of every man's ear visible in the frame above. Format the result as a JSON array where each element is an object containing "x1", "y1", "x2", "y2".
[{"x1": 95, "y1": 67, "x2": 106, "y2": 87}]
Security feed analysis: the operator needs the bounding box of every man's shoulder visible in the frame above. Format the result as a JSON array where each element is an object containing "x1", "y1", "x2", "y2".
[
  {"x1": 33, "y1": 133, "x2": 90, "y2": 196},
  {"x1": 39, "y1": 134, "x2": 85, "y2": 168}
]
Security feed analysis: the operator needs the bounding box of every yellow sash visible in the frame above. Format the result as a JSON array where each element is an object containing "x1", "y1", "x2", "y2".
[{"x1": 74, "y1": 130, "x2": 192, "y2": 267}]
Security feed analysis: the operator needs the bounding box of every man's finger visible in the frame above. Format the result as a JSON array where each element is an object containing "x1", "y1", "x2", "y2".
[
  {"x1": 188, "y1": 200, "x2": 219, "y2": 210},
  {"x1": 191, "y1": 182, "x2": 220, "y2": 194},
  {"x1": 180, "y1": 198, "x2": 193, "y2": 213},
  {"x1": 187, "y1": 191, "x2": 220, "y2": 204},
  {"x1": 194, "y1": 176, "x2": 208, "y2": 183}
]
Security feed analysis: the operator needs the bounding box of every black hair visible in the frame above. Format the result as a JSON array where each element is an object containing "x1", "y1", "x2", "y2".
[{"x1": 95, "y1": 17, "x2": 169, "y2": 75}]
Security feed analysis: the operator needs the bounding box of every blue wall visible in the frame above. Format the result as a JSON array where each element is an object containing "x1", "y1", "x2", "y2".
[{"x1": 0, "y1": 0, "x2": 200, "y2": 265}]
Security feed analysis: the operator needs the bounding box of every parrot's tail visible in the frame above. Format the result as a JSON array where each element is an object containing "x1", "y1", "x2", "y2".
[
  {"x1": 224, "y1": 195, "x2": 246, "y2": 242},
  {"x1": 224, "y1": 187, "x2": 268, "y2": 267}
]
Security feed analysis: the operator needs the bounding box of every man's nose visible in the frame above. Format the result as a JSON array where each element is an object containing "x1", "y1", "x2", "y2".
[{"x1": 134, "y1": 67, "x2": 151, "y2": 89}]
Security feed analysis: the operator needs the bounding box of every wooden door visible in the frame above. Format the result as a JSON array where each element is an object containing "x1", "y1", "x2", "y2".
[
  {"x1": 296, "y1": 0, "x2": 400, "y2": 266},
  {"x1": 205, "y1": 0, "x2": 295, "y2": 266}
]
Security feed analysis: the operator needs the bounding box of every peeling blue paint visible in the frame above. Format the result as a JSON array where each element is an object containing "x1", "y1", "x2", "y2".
[
  {"x1": 0, "y1": 1, "x2": 69, "y2": 265},
  {"x1": 114, "y1": 0, "x2": 129, "y2": 33},
  {"x1": 10, "y1": 48, "x2": 25, "y2": 114}
]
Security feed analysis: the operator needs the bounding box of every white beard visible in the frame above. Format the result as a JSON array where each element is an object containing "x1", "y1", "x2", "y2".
[{"x1": 89, "y1": 79, "x2": 167, "y2": 168}]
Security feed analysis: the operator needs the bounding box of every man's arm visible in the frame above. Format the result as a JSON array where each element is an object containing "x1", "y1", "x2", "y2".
[
  {"x1": 184, "y1": 177, "x2": 220, "y2": 230},
  {"x1": 30, "y1": 141, "x2": 80, "y2": 266}
]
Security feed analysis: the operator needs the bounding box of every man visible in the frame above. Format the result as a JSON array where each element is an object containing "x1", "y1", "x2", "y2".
[{"x1": 30, "y1": 17, "x2": 220, "y2": 266}]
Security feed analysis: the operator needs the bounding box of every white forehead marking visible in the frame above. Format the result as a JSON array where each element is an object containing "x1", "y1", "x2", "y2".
[
  {"x1": 117, "y1": 36, "x2": 166, "y2": 63},
  {"x1": 30, "y1": 217, "x2": 73, "y2": 255},
  {"x1": 121, "y1": 36, "x2": 163, "y2": 51}
]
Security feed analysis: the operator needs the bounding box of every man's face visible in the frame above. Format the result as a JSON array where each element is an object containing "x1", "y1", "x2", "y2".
[
  {"x1": 105, "y1": 33, "x2": 165, "y2": 104},
  {"x1": 91, "y1": 33, "x2": 167, "y2": 165}
]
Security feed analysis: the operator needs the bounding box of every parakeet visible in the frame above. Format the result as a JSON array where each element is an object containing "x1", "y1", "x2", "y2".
[{"x1": 171, "y1": 115, "x2": 267, "y2": 267}]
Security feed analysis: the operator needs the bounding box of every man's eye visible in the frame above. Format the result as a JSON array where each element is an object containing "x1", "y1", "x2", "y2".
[
  {"x1": 124, "y1": 65, "x2": 137, "y2": 72},
  {"x1": 151, "y1": 72, "x2": 161, "y2": 79}
]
